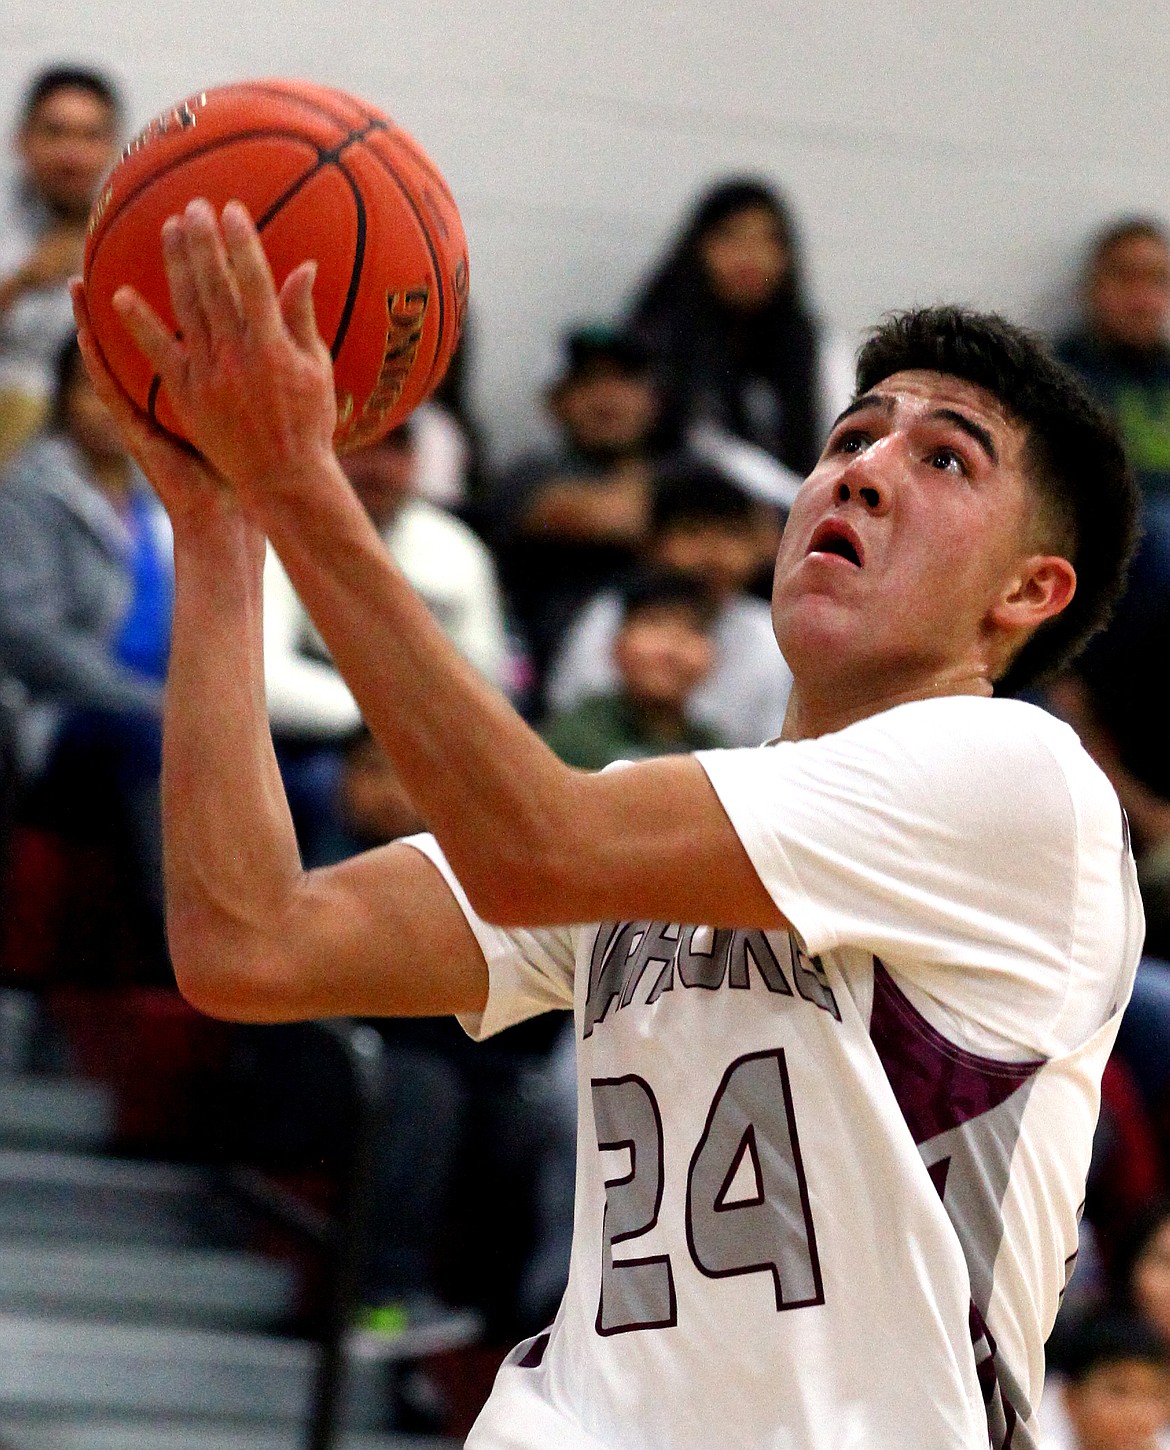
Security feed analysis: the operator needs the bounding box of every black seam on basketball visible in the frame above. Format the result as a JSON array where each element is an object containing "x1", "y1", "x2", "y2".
[
  {"x1": 251, "y1": 121, "x2": 383, "y2": 231},
  {"x1": 242, "y1": 83, "x2": 385, "y2": 134},
  {"x1": 357, "y1": 140, "x2": 447, "y2": 392},
  {"x1": 324, "y1": 162, "x2": 367, "y2": 363},
  {"x1": 88, "y1": 124, "x2": 375, "y2": 367},
  {"x1": 86, "y1": 129, "x2": 330, "y2": 260},
  {"x1": 382, "y1": 136, "x2": 456, "y2": 205},
  {"x1": 247, "y1": 138, "x2": 371, "y2": 361}
]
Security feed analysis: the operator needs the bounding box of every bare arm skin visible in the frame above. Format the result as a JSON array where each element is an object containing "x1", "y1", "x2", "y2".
[
  {"x1": 72, "y1": 201, "x2": 782, "y2": 1020},
  {"x1": 160, "y1": 493, "x2": 488, "y2": 1022},
  {"x1": 72, "y1": 286, "x2": 489, "y2": 1024}
]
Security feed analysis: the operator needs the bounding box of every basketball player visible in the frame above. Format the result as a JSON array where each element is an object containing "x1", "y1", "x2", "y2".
[{"x1": 72, "y1": 199, "x2": 1142, "y2": 1449}]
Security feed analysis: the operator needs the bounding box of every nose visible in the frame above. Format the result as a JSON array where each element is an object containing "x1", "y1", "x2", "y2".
[
  {"x1": 831, "y1": 433, "x2": 895, "y2": 514},
  {"x1": 835, "y1": 475, "x2": 885, "y2": 512}
]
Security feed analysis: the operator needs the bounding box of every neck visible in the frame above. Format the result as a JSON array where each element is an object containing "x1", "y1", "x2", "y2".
[
  {"x1": 576, "y1": 439, "x2": 645, "y2": 469},
  {"x1": 780, "y1": 662, "x2": 994, "y2": 742}
]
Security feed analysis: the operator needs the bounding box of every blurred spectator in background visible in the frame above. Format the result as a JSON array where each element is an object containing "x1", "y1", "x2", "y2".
[
  {"x1": 283, "y1": 725, "x2": 575, "y2": 1370},
  {"x1": 410, "y1": 322, "x2": 488, "y2": 510},
  {"x1": 624, "y1": 176, "x2": 848, "y2": 479},
  {"x1": 547, "y1": 464, "x2": 792, "y2": 747},
  {"x1": 541, "y1": 570, "x2": 726, "y2": 769},
  {"x1": 1057, "y1": 219, "x2": 1170, "y2": 513},
  {"x1": 257, "y1": 423, "x2": 564, "y2": 1369},
  {"x1": 0, "y1": 336, "x2": 171, "y2": 978},
  {"x1": 1047, "y1": 222, "x2": 1170, "y2": 1132},
  {"x1": 486, "y1": 326, "x2": 670, "y2": 696},
  {"x1": 264, "y1": 419, "x2": 510, "y2": 863},
  {"x1": 1040, "y1": 1310, "x2": 1170, "y2": 1449},
  {"x1": 0, "y1": 66, "x2": 121, "y2": 465},
  {"x1": 1111, "y1": 1201, "x2": 1170, "y2": 1353}
]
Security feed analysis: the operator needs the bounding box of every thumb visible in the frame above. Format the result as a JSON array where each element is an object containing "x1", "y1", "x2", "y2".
[{"x1": 280, "y1": 260, "x2": 322, "y2": 352}]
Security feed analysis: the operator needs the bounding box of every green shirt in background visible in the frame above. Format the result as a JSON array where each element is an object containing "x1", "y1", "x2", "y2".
[{"x1": 541, "y1": 693, "x2": 726, "y2": 771}]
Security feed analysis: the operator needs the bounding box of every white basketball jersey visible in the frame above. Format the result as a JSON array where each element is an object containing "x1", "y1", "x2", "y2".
[{"x1": 406, "y1": 696, "x2": 1144, "y2": 1450}]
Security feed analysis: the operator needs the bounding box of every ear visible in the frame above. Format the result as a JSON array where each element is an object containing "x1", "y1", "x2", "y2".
[{"x1": 988, "y1": 554, "x2": 1077, "y2": 637}]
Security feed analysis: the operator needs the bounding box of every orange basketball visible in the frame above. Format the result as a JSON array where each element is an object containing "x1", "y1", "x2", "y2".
[{"x1": 84, "y1": 79, "x2": 468, "y2": 452}]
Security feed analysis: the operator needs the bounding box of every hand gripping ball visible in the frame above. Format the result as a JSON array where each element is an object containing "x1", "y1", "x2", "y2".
[{"x1": 84, "y1": 79, "x2": 468, "y2": 451}]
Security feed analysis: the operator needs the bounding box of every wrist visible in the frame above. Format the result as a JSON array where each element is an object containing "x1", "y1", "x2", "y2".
[
  {"x1": 246, "y1": 447, "x2": 352, "y2": 534},
  {"x1": 172, "y1": 491, "x2": 263, "y2": 560}
]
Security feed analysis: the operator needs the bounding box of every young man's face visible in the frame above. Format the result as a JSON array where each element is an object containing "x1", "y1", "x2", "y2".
[
  {"x1": 1063, "y1": 1359, "x2": 1170, "y2": 1450},
  {"x1": 652, "y1": 521, "x2": 760, "y2": 604},
  {"x1": 699, "y1": 205, "x2": 790, "y2": 312},
  {"x1": 771, "y1": 369, "x2": 1052, "y2": 699},
  {"x1": 19, "y1": 86, "x2": 119, "y2": 217}
]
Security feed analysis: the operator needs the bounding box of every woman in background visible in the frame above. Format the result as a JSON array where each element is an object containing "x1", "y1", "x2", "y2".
[{"x1": 624, "y1": 177, "x2": 830, "y2": 478}]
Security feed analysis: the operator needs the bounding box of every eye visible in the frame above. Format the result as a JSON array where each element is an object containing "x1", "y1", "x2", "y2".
[
  {"x1": 927, "y1": 446, "x2": 968, "y2": 476},
  {"x1": 833, "y1": 427, "x2": 871, "y2": 455}
]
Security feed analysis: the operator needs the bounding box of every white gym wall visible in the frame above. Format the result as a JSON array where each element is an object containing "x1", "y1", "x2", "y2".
[{"x1": 4, "y1": 0, "x2": 1169, "y2": 462}]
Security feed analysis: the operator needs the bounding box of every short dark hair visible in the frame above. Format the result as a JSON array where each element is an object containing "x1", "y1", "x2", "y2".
[
  {"x1": 1048, "y1": 1309, "x2": 1169, "y2": 1384},
  {"x1": 619, "y1": 569, "x2": 719, "y2": 632},
  {"x1": 1087, "y1": 216, "x2": 1169, "y2": 278},
  {"x1": 552, "y1": 324, "x2": 652, "y2": 393},
  {"x1": 20, "y1": 66, "x2": 123, "y2": 130},
  {"x1": 854, "y1": 305, "x2": 1139, "y2": 694},
  {"x1": 651, "y1": 463, "x2": 758, "y2": 536}
]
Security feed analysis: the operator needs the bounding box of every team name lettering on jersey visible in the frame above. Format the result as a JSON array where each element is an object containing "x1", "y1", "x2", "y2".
[{"x1": 583, "y1": 922, "x2": 840, "y2": 1038}]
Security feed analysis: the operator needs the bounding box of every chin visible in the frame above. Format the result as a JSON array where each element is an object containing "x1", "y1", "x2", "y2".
[{"x1": 772, "y1": 594, "x2": 857, "y2": 665}]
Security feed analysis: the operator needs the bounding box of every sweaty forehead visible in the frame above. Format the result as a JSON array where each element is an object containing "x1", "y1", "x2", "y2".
[{"x1": 866, "y1": 369, "x2": 1019, "y2": 438}]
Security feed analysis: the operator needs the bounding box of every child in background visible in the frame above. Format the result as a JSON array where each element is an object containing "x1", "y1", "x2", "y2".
[
  {"x1": 540, "y1": 571, "x2": 725, "y2": 769},
  {"x1": 547, "y1": 464, "x2": 792, "y2": 747}
]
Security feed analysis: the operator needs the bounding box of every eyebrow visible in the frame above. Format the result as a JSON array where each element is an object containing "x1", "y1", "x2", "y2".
[
  {"x1": 830, "y1": 393, "x2": 893, "y2": 430},
  {"x1": 932, "y1": 408, "x2": 998, "y2": 466},
  {"x1": 830, "y1": 394, "x2": 999, "y2": 466}
]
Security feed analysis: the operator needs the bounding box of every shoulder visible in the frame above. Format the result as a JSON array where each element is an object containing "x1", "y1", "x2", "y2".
[
  {"x1": 0, "y1": 187, "x2": 39, "y2": 268},
  {"x1": 0, "y1": 438, "x2": 82, "y2": 515},
  {"x1": 705, "y1": 695, "x2": 1112, "y2": 854},
  {"x1": 836, "y1": 695, "x2": 1103, "y2": 808},
  {"x1": 494, "y1": 447, "x2": 581, "y2": 491},
  {"x1": 564, "y1": 590, "x2": 622, "y2": 640}
]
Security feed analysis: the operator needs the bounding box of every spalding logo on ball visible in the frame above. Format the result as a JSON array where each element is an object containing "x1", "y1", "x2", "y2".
[{"x1": 84, "y1": 79, "x2": 468, "y2": 452}]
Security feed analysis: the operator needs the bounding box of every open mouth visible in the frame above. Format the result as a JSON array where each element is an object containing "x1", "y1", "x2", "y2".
[{"x1": 807, "y1": 519, "x2": 863, "y2": 567}]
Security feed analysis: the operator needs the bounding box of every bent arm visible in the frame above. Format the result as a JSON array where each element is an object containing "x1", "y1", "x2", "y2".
[
  {"x1": 98, "y1": 201, "x2": 784, "y2": 952},
  {"x1": 161, "y1": 500, "x2": 487, "y2": 1022},
  {"x1": 262, "y1": 475, "x2": 782, "y2": 930}
]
